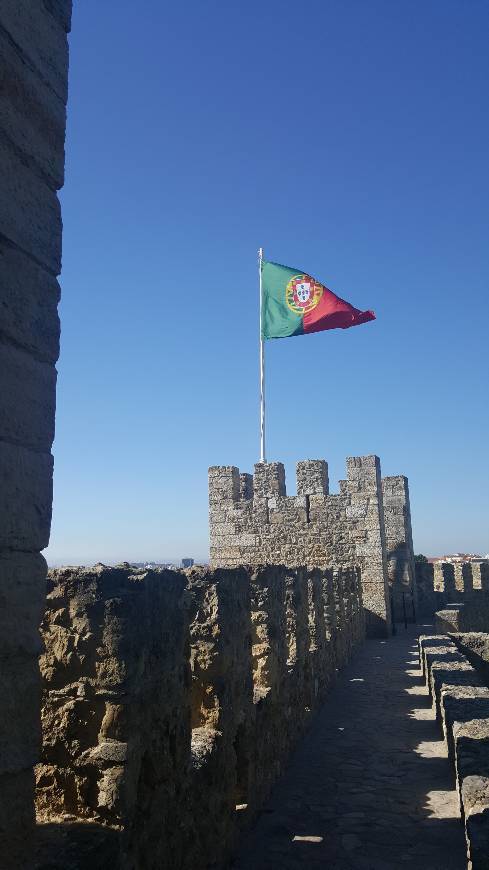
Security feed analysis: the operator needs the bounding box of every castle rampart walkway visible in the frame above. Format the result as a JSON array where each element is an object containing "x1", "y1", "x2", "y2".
[{"x1": 233, "y1": 626, "x2": 466, "y2": 870}]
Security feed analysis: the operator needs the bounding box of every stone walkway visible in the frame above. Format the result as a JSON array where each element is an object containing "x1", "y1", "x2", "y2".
[{"x1": 233, "y1": 626, "x2": 467, "y2": 870}]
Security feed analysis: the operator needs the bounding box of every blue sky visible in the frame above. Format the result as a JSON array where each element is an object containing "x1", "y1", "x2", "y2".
[{"x1": 46, "y1": 0, "x2": 489, "y2": 565}]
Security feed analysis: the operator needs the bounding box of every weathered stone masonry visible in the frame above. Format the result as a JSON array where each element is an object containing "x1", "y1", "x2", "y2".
[
  {"x1": 35, "y1": 562, "x2": 365, "y2": 868},
  {"x1": 415, "y1": 560, "x2": 489, "y2": 622},
  {"x1": 0, "y1": 1, "x2": 72, "y2": 864},
  {"x1": 382, "y1": 475, "x2": 417, "y2": 618},
  {"x1": 419, "y1": 633, "x2": 489, "y2": 869},
  {"x1": 209, "y1": 455, "x2": 417, "y2": 637}
]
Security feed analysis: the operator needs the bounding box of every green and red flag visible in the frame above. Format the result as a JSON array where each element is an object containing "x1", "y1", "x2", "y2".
[{"x1": 261, "y1": 259, "x2": 375, "y2": 339}]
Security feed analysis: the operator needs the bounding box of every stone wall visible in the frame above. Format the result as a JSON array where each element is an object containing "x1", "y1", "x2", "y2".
[
  {"x1": 415, "y1": 562, "x2": 441, "y2": 618},
  {"x1": 209, "y1": 455, "x2": 415, "y2": 638},
  {"x1": 417, "y1": 561, "x2": 489, "y2": 627},
  {"x1": 419, "y1": 634, "x2": 489, "y2": 869},
  {"x1": 0, "y1": 2, "x2": 72, "y2": 865},
  {"x1": 36, "y1": 565, "x2": 189, "y2": 869},
  {"x1": 35, "y1": 562, "x2": 365, "y2": 869}
]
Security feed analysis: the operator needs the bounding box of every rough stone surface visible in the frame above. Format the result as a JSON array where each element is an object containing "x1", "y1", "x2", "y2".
[
  {"x1": 0, "y1": 551, "x2": 46, "y2": 657},
  {"x1": 462, "y1": 776, "x2": 489, "y2": 870},
  {"x1": 0, "y1": 441, "x2": 54, "y2": 551},
  {"x1": 0, "y1": 139, "x2": 62, "y2": 273},
  {"x1": 184, "y1": 565, "x2": 254, "y2": 868},
  {"x1": 0, "y1": 2, "x2": 71, "y2": 864},
  {"x1": 436, "y1": 599, "x2": 489, "y2": 635},
  {"x1": 0, "y1": 238, "x2": 61, "y2": 362},
  {"x1": 35, "y1": 563, "x2": 365, "y2": 869},
  {"x1": 0, "y1": 342, "x2": 56, "y2": 450},
  {"x1": 382, "y1": 475, "x2": 417, "y2": 619},
  {"x1": 416, "y1": 561, "x2": 441, "y2": 617},
  {"x1": 209, "y1": 455, "x2": 407, "y2": 637},
  {"x1": 416, "y1": 561, "x2": 489, "y2": 628},
  {"x1": 420, "y1": 632, "x2": 489, "y2": 868},
  {"x1": 36, "y1": 565, "x2": 190, "y2": 870}
]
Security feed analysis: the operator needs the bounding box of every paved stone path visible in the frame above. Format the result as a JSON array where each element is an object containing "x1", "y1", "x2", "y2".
[{"x1": 233, "y1": 626, "x2": 466, "y2": 870}]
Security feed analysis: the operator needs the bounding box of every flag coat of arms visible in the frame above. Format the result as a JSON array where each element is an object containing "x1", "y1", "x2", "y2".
[{"x1": 261, "y1": 260, "x2": 376, "y2": 339}]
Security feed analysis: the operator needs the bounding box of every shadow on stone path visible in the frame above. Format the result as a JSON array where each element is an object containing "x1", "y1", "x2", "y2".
[{"x1": 232, "y1": 625, "x2": 466, "y2": 870}]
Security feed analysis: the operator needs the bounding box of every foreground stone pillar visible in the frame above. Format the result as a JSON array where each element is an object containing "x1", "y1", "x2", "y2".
[
  {"x1": 36, "y1": 565, "x2": 189, "y2": 869},
  {"x1": 284, "y1": 568, "x2": 309, "y2": 743},
  {"x1": 0, "y1": 2, "x2": 72, "y2": 864},
  {"x1": 185, "y1": 567, "x2": 254, "y2": 867},
  {"x1": 249, "y1": 566, "x2": 289, "y2": 804}
]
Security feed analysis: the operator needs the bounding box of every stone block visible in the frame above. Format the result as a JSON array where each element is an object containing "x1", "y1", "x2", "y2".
[
  {"x1": 461, "y1": 776, "x2": 489, "y2": 870},
  {"x1": 0, "y1": 342, "x2": 56, "y2": 450},
  {"x1": 454, "y1": 718, "x2": 489, "y2": 814},
  {"x1": 440, "y1": 686, "x2": 489, "y2": 763},
  {"x1": 435, "y1": 562, "x2": 457, "y2": 598},
  {"x1": 453, "y1": 719, "x2": 489, "y2": 870},
  {"x1": 455, "y1": 562, "x2": 473, "y2": 594},
  {"x1": 0, "y1": 139, "x2": 62, "y2": 274},
  {"x1": 305, "y1": 569, "x2": 333, "y2": 701},
  {"x1": 0, "y1": 551, "x2": 46, "y2": 656},
  {"x1": 185, "y1": 568, "x2": 255, "y2": 854},
  {"x1": 346, "y1": 454, "x2": 380, "y2": 487},
  {"x1": 37, "y1": 564, "x2": 190, "y2": 870},
  {"x1": 249, "y1": 567, "x2": 290, "y2": 804},
  {"x1": 42, "y1": 0, "x2": 73, "y2": 32},
  {"x1": 0, "y1": 441, "x2": 53, "y2": 550},
  {"x1": 253, "y1": 461, "x2": 286, "y2": 498},
  {"x1": 418, "y1": 634, "x2": 449, "y2": 675},
  {"x1": 0, "y1": 0, "x2": 71, "y2": 101},
  {"x1": 186, "y1": 566, "x2": 253, "y2": 733},
  {"x1": 208, "y1": 465, "x2": 239, "y2": 504},
  {"x1": 430, "y1": 661, "x2": 481, "y2": 720},
  {"x1": 0, "y1": 28, "x2": 67, "y2": 187},
  {"x1": 0, "y1": 238, "x2": 60, "y2": 361},
  {"x1": 249, "y1": 566, "x2": 287, "y2": 702},
  {"x1": 0, "y1": 656, "x2": 41, "y2": 775},
  {"x1": 296, "y1": 459, "x2": 329, "y2": 496},
  {"x1": 435, "y1": 608, "x2": 464, "y2": 633}
]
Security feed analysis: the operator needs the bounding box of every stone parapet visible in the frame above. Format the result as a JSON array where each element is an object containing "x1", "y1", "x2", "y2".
[
  {"x1": 35, "y1": 562, "x2": 365, "y2": 868},
  {"x1": 419, "y1": 633, "x2": 489, "y2": 869},
  {"x1": 36, "y1": 564, "x2": 189, "y2": 870},
  {"x1": 417, "y1": 561, "x2": 489, "y2": 624}
]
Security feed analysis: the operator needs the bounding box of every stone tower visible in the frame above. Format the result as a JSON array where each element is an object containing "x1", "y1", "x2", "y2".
[{"x1": 210, "y1": 454, "x2": 416, "y2": 638}]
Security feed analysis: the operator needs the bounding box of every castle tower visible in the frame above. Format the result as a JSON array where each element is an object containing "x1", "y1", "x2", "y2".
[{"x1": 209, "y1": 454, "x2": 397, "y2": 638}]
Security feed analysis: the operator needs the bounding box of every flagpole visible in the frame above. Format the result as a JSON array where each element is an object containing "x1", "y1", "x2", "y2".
[{"x1": 258, "y1": 247, "x2": 266, "y2": 462}]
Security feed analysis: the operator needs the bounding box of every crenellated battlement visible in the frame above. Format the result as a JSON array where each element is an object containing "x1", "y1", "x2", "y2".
[
  {"x1": 35, "y1": 562, "x2": 365, "y2": 868},
  {"x1": 210, "y1": 454, "x2": 417, "y2": 638}
]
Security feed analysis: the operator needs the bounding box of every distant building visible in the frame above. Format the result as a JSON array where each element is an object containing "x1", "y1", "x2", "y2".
[
  {"x1": 143, "y1": 562, "x2": 177, "y2": 570},
  {"x1": 181, "y1": 557, "x2": 194, "y2": 569},
  {"x1": 428, "y1": 553, "x2": 488, "y2": 565}
]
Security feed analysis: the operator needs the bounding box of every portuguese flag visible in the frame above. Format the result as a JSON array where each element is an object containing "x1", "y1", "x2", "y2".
[{"x1": 261, "y1": 259, "x2": 376, "y2": 340}]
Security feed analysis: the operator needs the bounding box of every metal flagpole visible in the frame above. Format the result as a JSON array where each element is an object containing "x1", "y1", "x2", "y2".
[{"x1": 258, "y1": 247, "x2": 266, "y2": 462}]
